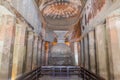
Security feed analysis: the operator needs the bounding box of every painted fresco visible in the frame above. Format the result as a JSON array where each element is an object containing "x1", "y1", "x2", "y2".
[{"x1": 82, "y1": 0, "x2": 106, "y2": 25}]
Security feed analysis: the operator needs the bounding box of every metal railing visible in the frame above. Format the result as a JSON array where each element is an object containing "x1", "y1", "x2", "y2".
[
  {"x1": 80, "y1": 67, "x2": 105, "y2": 80},
  {"x1": 40, "y1": 66, "x2": 80, "y2": 76},
  {"x1": 16, "y1": 67, "x2": 41, "y2": 80},
  {"x1": 16, "y1": 66, "x2": 105, "y2": 80}
]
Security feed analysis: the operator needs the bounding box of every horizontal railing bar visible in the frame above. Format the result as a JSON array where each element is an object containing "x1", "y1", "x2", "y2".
[
  {"x1": 16, "y1": 67, "x2": 41, "y2": 80},
  {"x1": 42, "y1": 69, "x2": 80, "y2": 70},
  {"x1": 41, "y1": 73, "x2": 80, "y2": 75},
  {"x1": 80, "y1": 67, "x2": 105, "y2": 80},
  {"x1": 16, "y1": 66, "x2": 105, "y2": 80}
]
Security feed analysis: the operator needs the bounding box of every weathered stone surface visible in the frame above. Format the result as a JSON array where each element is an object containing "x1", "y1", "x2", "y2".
[
  {"x1": 73, "y1": 42, "x2": 79, "y2": 66},
  {"x1": 81, "y1": 0, "x2": 120, "y2": 39},
  {"x1": 80, "y1": 40, "x2": 84, "y2": 67},
  {"x1": 49, "y1": 43, "x2": 73, "y2": 66},
  {"x1": 0, "y1": 0, "x2": 2, "y2": 4},
  {"x1": 11, "y1": 23, "x2": 27, "y2": 80},
  {"x1": 84, "y1": 36, "x2": 89, "y2": 69},
  {"x1": 70, "y1": 42, "x2": 75, "y2": 65},
  {"x1": 44, "y1": 42, "x2": 50, "y2": 66},
  {"x1": 95, "y1": 24, "x2": 109, "y2": 80},
  {"x1": 49, "y1": 57, "x2": 73, "y2": 66},
  {"x1": 0, "y1": 6, "x2": 15, "y2": 80},
  {"x1": 25, "y1": 30, "x2": 34, "y2": 73},
  {"x1": 41, "y1": 41, "x2": 45, "y2": 66},
  {"x1": 37, "y1": 39, "x2": 42, "y2": 67},
  {"x1": 32, "y1": 34, "x2": 38, "y2": 70},
  {"x1": 77, "y1": 42, "x2": 81, "y2": 66},
  {"x1": 44, "y1": 28, "x2": 57, "y2": 42},
  {"x1": 106, "y1": 12, "x2": 120, "y2": 80},
  {"x1": 11, "y1": 0, "x2": 42, "y2": 33},
  {"x1": 88, "y1": 31, "x2": 96, "y2": 73}
]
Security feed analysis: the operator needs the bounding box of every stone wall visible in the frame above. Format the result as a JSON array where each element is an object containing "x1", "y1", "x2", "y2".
[
  {"x1": 79, "y1": 7, "x2": 120, "y2": 80},
  {"x1": 81, "y1": 0, "x2": 120, "y2": 39},
  {"x1": 11, "y1": 0, "x2": 42, "y2": 33},
  {"x1": 0, "y1": 3, "x2": 43, "y2": 80}
]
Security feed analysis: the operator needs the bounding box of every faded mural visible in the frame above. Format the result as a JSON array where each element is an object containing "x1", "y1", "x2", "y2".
[{"x1": 82, "y1": 0, "x2": 106, "y2": 25}]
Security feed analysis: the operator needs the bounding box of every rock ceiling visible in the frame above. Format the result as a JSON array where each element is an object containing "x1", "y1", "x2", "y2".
[
  {"x1": 35, "y1": 0, "x2": 85, "y2": 30},
  {"x1": 34, "y1": 0, "x2": 87, "y2": 42},
  {"x1": 43, "y1": 2, "x2": 79, "y2": 19}
]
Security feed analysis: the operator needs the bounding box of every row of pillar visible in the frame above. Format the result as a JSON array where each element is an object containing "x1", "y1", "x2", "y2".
[
  {"x1": 80, "y1": 8, "x2": 120, "y2": 80},
  {"x1": 0, "y1": 5, "x2": 50, "y2": 80}
]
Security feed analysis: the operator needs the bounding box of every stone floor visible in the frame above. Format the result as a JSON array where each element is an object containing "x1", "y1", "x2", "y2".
[{"x1": 39, "y1": 75, "x2": 82, "y2": 80}]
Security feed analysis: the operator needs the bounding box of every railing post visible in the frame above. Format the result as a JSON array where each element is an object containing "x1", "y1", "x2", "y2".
[
  {"x1": 83, "y1": 69, "x2": 85, "y2": 80},
  {"x1": 52, "y1": 67, "x2": 55, "y2": 77},
  {"x1": 67, "y1": 67, "x2": 70, "y2": 79},
  {"x1": 60, "y1": 67, "x2": 62, "y2": 76},
  {"x1": 36, "y1": 69, "x2": 38, "y2": 80}
]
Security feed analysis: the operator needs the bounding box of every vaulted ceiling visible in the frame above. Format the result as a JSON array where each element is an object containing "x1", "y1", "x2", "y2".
[
  {"x1": 35, "y1": 0, "x2": 86, "y2": 30},
  {"x1": 35, "y1": 0, "x2": 87, "y2": 8},
  {"x1": 34, "y1": 0, "x2": 86, "y2": 42}
]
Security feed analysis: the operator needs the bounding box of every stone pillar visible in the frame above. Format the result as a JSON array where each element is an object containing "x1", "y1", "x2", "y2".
[
  {"x1": 88, "y1": 31, "x2": 96, "y2": 73},
  {"x1": 11, "y1": 23, "x2": 27, "y2": 80},
  {"x1": 0, "y1": 6, "x2": 15, "y2": 80},
  {"x1": 80, "y1": 40, "x2": 84, "y2": 67},
  {"x1": 77, "y1": 42, "x2": 81, "y2": 66},
  {"x1": 70, "y1": 42, "x2": 75, "y2": 65},
  {"x1": 106, "y1": 10, "x2": 120, "y2": 80},
  {"x1": 41, "y1": 41, "x2": 45, "y2": 66},
  {"x1": 84, "y1": 36, "x2": 89, "y2": 70},
  {"x1": 45, "y1": 42, "x2": 49, "y2": 66},
  {"x1": 74, "y1": 42, "x2": 79, "y2": 66},
  {"x1": 25, "y1": 30, "x2": 34, "y2": 73},
  {"x1": 95, "y1": 24, "x2": 109, "y2": 80},
  {"x1": 32, "y1": 34, "x2": 38, "y2": 70},
  {"x1": 40, "y1": 40, "x2": 44, "y2": 66},
  {"x1": 37, "y1": 38, "x2": 42, "y2": 67}
]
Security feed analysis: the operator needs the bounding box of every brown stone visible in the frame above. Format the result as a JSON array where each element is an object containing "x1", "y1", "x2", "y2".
[
  {"x1": 0, "y1": 6, "x2": 15, "y2": 80},
  {"x1": 45, "y1": 42, "x2": 50, "y2": 66},
  {"x1": 80, "y1": 40, "x2": 84, "y2": 67},
  {"x1": 25, "y1": 30, "x2": 34, "y2": 73},
  {"x1": 84, "y1": 36, "x2": 89, "y2": 69},
  {"x1": 32, "y1": 34, "x2": 38, "y2": 70},
  {"x1": 11, "y1": 23, "x2": 27, "y2": 79},
  {"x1": 37, "y1": 38, "x2": 42, "y2": 67},
  {"x1": 41, "y1": 41, "x2": 45, "y2": 66},
  {"x1": 106, "y1": 14, "x2": 120, "y2": 80},
  {"x1": 73, "y1": 42, "x2": 79, "y2": 66},
  {"x1": 77, "y1": 42, "x2": 81, "y2": 66},
  {"x1": 88, "y1": 31, "x2": 96, "y2": 73},
  {"x1": 95, "y1": 24, "x2": 109, "y2": 80},
  {"x1": 49, "y1": 43, "x2": 73, "y2": 66}
]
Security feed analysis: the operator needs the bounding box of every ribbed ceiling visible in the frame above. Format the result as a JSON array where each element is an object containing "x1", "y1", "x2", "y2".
[
  {"x1": 40, "y1": 0, "x2": 82, "y2": 30},
  {"x1": 43, "y1": 1, "x2": 79, "y2": 19}
]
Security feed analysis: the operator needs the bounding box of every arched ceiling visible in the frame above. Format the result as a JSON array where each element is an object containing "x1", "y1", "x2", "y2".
[
  {"x1": 35, "y1": 0, "x2": 87, "y2": 8},
  {"x1": 35, "y1": 0, "x2": 85, "y2": 30},
  {"x1": 43, "y1": 2, "x2": 80, "y2": 19},
  {"x1": 34, "y1": 0, "x2": 88, "y2": 42}
]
